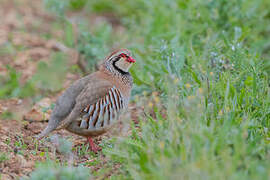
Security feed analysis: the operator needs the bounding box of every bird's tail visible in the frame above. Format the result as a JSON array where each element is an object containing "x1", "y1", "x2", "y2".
[{"x1": 36, "y1": 118, "x2": 60, "y2": 140}]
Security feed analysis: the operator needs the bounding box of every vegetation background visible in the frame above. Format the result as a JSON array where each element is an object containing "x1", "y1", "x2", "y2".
[{"x1": 0, "y1": 0, "x2": 269, "y2": 179}]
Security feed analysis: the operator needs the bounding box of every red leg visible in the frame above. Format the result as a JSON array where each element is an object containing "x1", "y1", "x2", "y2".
[{"x1": 87, "y1": 137, "x2": 101, "y2": 153}]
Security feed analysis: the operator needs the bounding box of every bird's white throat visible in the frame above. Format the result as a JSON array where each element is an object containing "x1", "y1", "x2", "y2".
[{"x1": 115, "y1": 58, "x2": 133, "y2": 72}]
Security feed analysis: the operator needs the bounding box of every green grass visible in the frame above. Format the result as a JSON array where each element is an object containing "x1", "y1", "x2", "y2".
[
  {"x1": 0, "y1": 52, "x2": 68, "y2": 98},
  {"x1": 24, "y1": 161, "x2": 91, "y2": 180},
  {"x1": 32, "y1": 52, "x2": 68, "y2": 92},
  {"x1": 0, "y1": 152, "x2": 9, "y2": 163},
  {"x1": 13, "y1": 0, "x2": 270, "y2": 179}
]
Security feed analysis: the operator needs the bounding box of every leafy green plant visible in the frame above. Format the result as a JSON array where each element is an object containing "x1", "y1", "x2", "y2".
[
  {"x1": 0, "y1": 66, "x2": 21, "y2": 98},
  {"x1": 104, "y1": 72, "x2": 270, "y2": 179},
  {"x1": 69, "y1": 0, "x2": 88, "y2": 10},
  {"x1": 0, "y1": 111, "x2": 14, "y2": 120},
  {"x1": 32, "y1": 53, "x2": 68, "y2": 92},
  {"x1": 43, "y1": 0, "x2": 69, "y2": 17},
  {"x1": 0, "y1": 53, "x2": 68, "y2": 99},
  {"x1": 76, "y1": 22, "x2": 112, "y2": 71},
  {"x1": 0, "y1": 66, "x2": 36, "y2": 98},
  {"x1": 0, "y1": 152, "x2": 9, "y2": 163}
]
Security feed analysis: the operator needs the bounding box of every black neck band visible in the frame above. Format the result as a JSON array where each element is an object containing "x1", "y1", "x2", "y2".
[{"x1": 112, "y1": 57, "x2": 130, "y2": 75}]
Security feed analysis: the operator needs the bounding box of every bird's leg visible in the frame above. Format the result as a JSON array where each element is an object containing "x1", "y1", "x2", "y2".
[{"x1": 87, "y1": 137, "x2": 101, "y2": 153}]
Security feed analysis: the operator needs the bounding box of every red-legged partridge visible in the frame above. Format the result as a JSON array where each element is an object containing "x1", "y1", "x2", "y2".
[{"x1": 37, "y1": 49, "x2": 135, "y2": 152}]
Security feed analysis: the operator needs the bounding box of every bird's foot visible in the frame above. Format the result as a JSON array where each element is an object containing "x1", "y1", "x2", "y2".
[{"x1": 87, "y1": 137, "x2": 101, "y2": 153}]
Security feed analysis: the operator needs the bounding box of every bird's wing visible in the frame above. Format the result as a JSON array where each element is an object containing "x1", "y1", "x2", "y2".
[
  {"x1": 49, "y1": 77, "x2": 89, "y2": 122},
  {"x1": 36, "y1": 75, "x2": 91, "y2": 139},
  {"x1": 56, "y1": 79, "x2": 114, "y2": 129},
  {"x1": 67, "y1": 83, "x2": 125, "y2": 136}
]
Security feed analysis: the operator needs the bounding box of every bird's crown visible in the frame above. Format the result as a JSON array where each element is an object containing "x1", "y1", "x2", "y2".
[{"x1": 106, "y1": 49, "x2": 135, "y2": 63}]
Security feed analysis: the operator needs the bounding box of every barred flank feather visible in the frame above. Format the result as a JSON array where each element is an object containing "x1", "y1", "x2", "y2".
[{"x1": 79, "y1": 86, "x2": 124, "y2": 130}]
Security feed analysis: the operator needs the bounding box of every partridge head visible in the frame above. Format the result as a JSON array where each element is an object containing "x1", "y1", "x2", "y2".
[{"x1": 37, "y1": 49, "x2": 135, "y2": 151}]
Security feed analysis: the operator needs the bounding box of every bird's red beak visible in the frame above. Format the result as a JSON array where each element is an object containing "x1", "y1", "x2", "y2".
[{"x1": 126, "y1": 56, "x2": 136, "y2": 63}]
